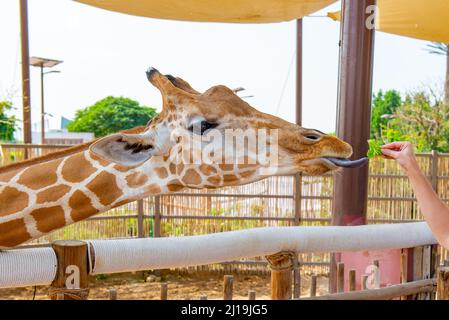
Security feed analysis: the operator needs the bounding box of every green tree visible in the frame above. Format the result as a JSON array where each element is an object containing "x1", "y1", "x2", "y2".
[
  {"x1": 388, "y1": 91, "x2": 449, "y2": 152},
  {"x1": 370, "y1": 90, "x2": 402, "y2": 139},
  {"x1": 67, "y1": 96, "x2": 157, "y2": 137},
  {"x1": 0, "y1": 101, "x2": 17, "y2": 142}
]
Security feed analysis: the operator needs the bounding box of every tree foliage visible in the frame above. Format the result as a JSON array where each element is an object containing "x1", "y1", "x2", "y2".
[
  {"x1": 370, "y1": 90, "x2": 402, "y2": 139},
  {"x1": 389, "y1": 91, "x2": 449, "y2": 152},
  {"x1": 67, "y1": 96, "x2": 157, "y2": 137},
  {"x1": 0, "y1": 101, "x2": 17, "y2": 142}
]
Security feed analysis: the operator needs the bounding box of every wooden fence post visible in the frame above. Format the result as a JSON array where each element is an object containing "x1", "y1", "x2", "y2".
[
  {"x1": 154, "y1": 195, "x2": 161, "y2": 237},
  {"x1": 292, "y1": 254, "x2": 301, "y2": 299},
  {"x1": 223, "y1": 275, "x2": 233, "y2": 300},
  {"x1": 436, "y1": 267, "x2": 449, "y2": 300},
  {"x1": 160, "y1": 282, "x2": 168, "y2": 300},
  {"x1": 349, "y1": 269, "x2": 356, "y2": 291},
  {"x1": 431, "y1": 150, "x2": 438, "y2": 192},
  {"x1": 109, "y1": 289, "x2": 117, "y2": 300},
  {"x1": 294, "y1": 173, "x2": 302, "y2": 225},
  {"x1": 137, "y1": 199, "x2": 144, "y2": 238},
  {"x1": 337, "y1": 262, "x2": 345, "y2": 293},
  {"x1": 248, "y1": 290, "x2": 256, "y2": 300},
  {"x1": 310, "y1": 275, "x2": 317, "y2": 297},
  {"x1": 266, "y1": 251, "x2": 295, "y2": 300},
  {"x1": 49, "y1": 240, "x2": 89, "y2": 300}
]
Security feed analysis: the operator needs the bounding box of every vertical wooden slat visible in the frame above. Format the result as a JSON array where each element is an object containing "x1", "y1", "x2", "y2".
[
  {"x1": 154, "y1": 196, "x2": 161, "y2": 237},
  {"x1": 431, "y1": 150, "x2": 439, "y2": 191},
  {"x1": 348, "y1": 269, "x2": 356, "y2": 291},
  {"x1": 137, "y1": 200, "x2": 144, "y2": 238},
  {"x1": 248, "y1": 290, "x2": 256, "y2": 300},
  {"x1": 223, "y1": 275, "x2": 233, "y2": 300},
  {"x1": 436, "y1": 267, "x2": 449, "y2": 300},
  {"x1": 337, "y1": 262, "x2": 344, "y2": 293},
  {"x1": 109, "y1": 289, "x2": 117, "y2": 300},
  {"x1": 310, "y1": 275, "x2": 317, "y2": 297},
  {"x1": 294, "y1": 173, "x2": 302, "y2": 226},
  {"x1": 160, "y1": 282, "x2": 168, "y2": 300},
  {"x1": 422, "y1": 245, "x2": 432, "y2": 300},
  {"x1": 292, "y1": 254, "x2": 301, "y2": 299}
]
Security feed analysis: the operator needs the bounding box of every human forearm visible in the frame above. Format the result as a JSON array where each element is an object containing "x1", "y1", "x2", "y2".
[{"x1": 405, "y1": 159, "x2": 449, "y2": 249}]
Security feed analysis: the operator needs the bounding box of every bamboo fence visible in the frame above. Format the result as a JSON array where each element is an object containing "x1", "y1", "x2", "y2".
[{"x1": 1, "y1": 144, "x2": 448, "y2": 274}]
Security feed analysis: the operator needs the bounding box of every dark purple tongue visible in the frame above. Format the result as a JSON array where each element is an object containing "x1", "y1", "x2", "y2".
[{"x1": 324, "y1": 157, "x2": 368, "y2": 168}]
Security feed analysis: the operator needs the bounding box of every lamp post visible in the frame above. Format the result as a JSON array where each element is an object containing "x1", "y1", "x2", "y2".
[
  {"x1": 380, "y1": 114, "x2": 396, "y2": 143},
  {"x1": 30, "y1": 57, "x2": 62, "y2": 144}
]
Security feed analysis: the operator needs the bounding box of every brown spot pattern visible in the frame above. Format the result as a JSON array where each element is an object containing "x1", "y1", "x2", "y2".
[
  {"x1": 0, "y1": 187, "x2": 28, "y2": 217},
  {"x1": 86, "y1": 171, "x2": 123, "y2": 206},
  {"x1": 167, "y1": 179, "x2": 184, "y2": 192},
  {"x1": 0, "y1": 218, "x2": 30, "y2": 247},
  {"x1": 145, "y1": 183, "x2": 162, "y2": 194},
  {"x1": 113, "y1": 164, "x2": 130, "y2": 172},
  {"x1": 126, "y1": 172, "x2": 148, "y2": 188},
  {"x1": 36, "y1": 185, "x2": 71, "y2": 204},
  {"x1": 219, "y1": 164, "x2": 235, "y2": 172},
  {"x1": 62, "y1": 153, "x2": 96, "y2": 183},
  {"x1": 169, "y1": 163, "x2": 176, "y2": 175},
  {"x1": 90, "y1": 152, "x2": 110, "y2": 166},
  {"x1": 69, "y1": 190, "x2": 99, "y2": 222},
  {"x1": 223, "y1": 174, "x2": 239, "y2": 183},
  {"x1": 239, "y1": 171, "x2": 255, "y2": 178},
  {"x1": 17, "y1": 158, "x2": 62, "y2": 190},
  {"x1": 182, "y1": 169, "x2": 202, "y2": 185},
  {"x1": 207, "y1": 175, "x2": 222, "y2": 185},
  {"x1": 30, "y1": 206, "x2": 66, "y2": 233},
  {"x1": 199, "y1": 164, "x2": 217, "y2": 176},
  {"x1": 0, "y1": 169, "x2": 20, "y2": 183},
  {"x1": 155, "y1": 167, "x2": 169, "y2": 179}
]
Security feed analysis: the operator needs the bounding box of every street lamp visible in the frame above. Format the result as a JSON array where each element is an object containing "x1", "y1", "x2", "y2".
[{"x1": 30, "y1": 56, "x2": 63, "y2": 144}]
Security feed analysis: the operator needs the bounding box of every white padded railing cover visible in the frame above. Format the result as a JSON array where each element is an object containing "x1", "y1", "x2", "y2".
[
  {"x1": 90, "y1": 222, "x2": 437, "y2": 274},
  {"x1": 0, "y1": 247, "x2": 57, "y2": 288},
  {"x1": 0, "y1": 222, "x2": 438, "y2": 287}
]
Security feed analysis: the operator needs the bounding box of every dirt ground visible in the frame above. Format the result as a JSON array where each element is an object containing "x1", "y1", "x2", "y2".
[{"x1": 0, "y1": 272, "x2": 329, "y2": 300}]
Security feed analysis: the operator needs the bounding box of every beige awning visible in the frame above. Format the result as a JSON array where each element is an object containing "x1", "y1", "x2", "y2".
[
  {"x1": 75, "y1": 0, "x2": 336, "y2": 23},
  {"x1": 328, "y1": 0, "x2": 449, "y2": 44}
]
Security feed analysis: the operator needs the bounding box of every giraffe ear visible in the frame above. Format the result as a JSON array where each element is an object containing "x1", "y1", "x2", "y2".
[{"x1": 89, "y1": 133, "x2": 153, "y2": 167}]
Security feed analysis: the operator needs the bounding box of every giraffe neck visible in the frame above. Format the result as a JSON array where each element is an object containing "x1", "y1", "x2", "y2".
[{"x1": 0, "y1": 148, "x2": 165, "y2": 248}]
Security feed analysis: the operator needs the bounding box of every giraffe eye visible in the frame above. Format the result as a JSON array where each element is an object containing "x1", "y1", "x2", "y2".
[{"x1": 188, "y1": 121, "x2": 218, "y2": 135}]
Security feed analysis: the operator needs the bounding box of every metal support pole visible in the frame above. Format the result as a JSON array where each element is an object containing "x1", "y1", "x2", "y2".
[
  {"x1": 19, "y1": 0, "x2": 32, "y2": 147},
  {"x1": 40, "y1": 65, "x2": 45, "y2": 144},
  {"x1": 330, "y1": 0, "x2": 376, "y2": 293},
  {"x1": 296, "y1": 19, "x2": 303, "y2": 126}
]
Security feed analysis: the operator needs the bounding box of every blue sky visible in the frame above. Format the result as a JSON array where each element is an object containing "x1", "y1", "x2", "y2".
[{"x1": 0, "y1": 0, "x2": 446, "y2": 139}]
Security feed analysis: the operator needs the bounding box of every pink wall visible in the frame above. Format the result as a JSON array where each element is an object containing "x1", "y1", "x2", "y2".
[{"x1": 340, "y1": 249, "x2": 402, "y2": 291}]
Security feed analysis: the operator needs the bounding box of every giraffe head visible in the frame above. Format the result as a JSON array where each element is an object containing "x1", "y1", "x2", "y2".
[{"x1": 90, "y1": 68, "x2": 367, "y2": 190}]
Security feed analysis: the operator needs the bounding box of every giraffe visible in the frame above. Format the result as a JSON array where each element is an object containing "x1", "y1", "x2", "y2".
[{"x1": 0, "y1": 67, "x2": 368, "y2": 248}]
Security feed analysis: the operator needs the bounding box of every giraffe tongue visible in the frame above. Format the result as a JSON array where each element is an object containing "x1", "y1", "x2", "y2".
[{"x1": 324, "y1": 157, "x2": 369, "y2": 168}]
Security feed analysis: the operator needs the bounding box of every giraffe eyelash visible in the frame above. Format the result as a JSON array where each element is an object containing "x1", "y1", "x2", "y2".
[{"x1": 188, "y1": 121, "x2": 219, "y2": 135}]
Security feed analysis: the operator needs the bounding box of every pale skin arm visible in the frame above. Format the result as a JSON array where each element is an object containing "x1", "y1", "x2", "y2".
[{"x1": 381, "y1": 142, "x2": 449, "y2": 250}]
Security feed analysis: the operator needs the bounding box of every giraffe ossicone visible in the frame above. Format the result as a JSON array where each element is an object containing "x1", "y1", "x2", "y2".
[{"x1": 0, "y1": 67, "x2": 368, "y2": 248}]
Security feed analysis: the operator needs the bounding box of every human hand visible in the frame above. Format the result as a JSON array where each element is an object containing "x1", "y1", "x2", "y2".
[{"x1": 380, "y1": 141, "x2": 418, "y2": 171}]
